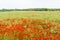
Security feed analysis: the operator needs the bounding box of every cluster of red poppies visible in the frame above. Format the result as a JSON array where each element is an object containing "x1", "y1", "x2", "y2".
[{"x1": 0, "y1": 18, "x2": 60, "y2": 40}]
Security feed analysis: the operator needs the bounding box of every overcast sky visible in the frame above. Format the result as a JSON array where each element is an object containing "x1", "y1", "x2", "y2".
[{"x1": 0, "y1": 0, "x2": 60, "y2": 9}]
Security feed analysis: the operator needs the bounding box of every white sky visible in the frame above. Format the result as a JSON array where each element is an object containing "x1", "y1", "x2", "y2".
[{"x1": 0, "y1": 0, "x2": 60, "y2": 9}]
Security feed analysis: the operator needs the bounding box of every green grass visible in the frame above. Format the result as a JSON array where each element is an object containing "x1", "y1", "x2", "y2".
[
  {"x1": 0, "y1": 11, "x2": 60, "y2": 40},
  {"x1": 0, "y1": 11, "x2": 60, "y2": 20}
]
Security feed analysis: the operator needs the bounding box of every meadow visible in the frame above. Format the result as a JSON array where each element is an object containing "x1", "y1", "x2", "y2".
[
  {"x1": 0, "y1": 11, "x2": 60, "y2": 40},
  {"x1": 0, "y1": 11, "x2": 60, "y2": 20}
]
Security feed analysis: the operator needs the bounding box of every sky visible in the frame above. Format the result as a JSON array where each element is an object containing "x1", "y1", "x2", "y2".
[{"x1": 0, "y1": 0, "x2": 60, "y2": 9}]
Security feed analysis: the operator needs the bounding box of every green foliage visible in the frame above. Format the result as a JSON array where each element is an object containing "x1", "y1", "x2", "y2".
[
  {"x1": 3, "y1": 33, "x2": 11, "y2": 40},
  {"x1": 0, "y1": 8, "x2": 60, "y2": 11}
]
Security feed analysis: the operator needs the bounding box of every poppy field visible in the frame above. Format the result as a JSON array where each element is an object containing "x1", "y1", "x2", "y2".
[{"x1": 0, "y1": 11, "x2": 60, "y2": 40}]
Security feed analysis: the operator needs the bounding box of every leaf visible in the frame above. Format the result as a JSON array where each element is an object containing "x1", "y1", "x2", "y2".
[
  {"x1": 3, "y1": 33, "x2": 11, "y2": 40},
  {"x1": 35, "y1": 34, "x2": 40, "y2": 38},
  {"x1": 23, "y1": 30, "x2": 30, "y2": 34},
  {"x1": 50, "y1": 27, "x2": 57, "y2": 34},
  {"x1": 24, "y1": 36, "x2": 30, "y2": 40},
  {"x1": 36, "y1": 26, "x2": 43, "y2": 30},
  {"x1": 43, "y1": 26, "x2": 48, "y2": 29},
  {"x1": 14, "y1": 31, "x2": 20, "y2": 35},
  {"x1": 30, "y1": 34, "x2": 34, "y2": 38},
  {"x1": 42, "y1": 30, "x2": 46, "y2": 35}
]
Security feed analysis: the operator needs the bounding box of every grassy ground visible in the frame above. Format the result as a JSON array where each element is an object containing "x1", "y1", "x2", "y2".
[
  {"x1": 0, "y1": 11, "x2": 60, "y2": 20},
  {"x1": 0, "y1": 11, "x2": 60, "y2": 26},
  {"x1": 0, "y1": 11, "x2": 60, "y2": 40}
]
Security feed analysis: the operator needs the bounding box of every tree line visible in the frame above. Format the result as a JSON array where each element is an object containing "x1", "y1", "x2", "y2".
[{"x1": 0, "y1": 8, "x2": 60, "y2": 11}]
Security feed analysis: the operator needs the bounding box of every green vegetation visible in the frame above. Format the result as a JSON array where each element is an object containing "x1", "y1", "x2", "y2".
[
  {"x1": 0, "y1": 11, "x2": 60, "y2": 40},
  {"x1": 0, "y1": 11, "x2": 60, "y2": 20},
  {"x1": 0, "y1": 8, "x2": 60, "y2": 11},
  {"x1": 0, "y1": 11, "x2": 60, "y2": 26}
]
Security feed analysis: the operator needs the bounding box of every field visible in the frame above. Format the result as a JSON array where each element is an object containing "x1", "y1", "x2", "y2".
[{"x1": 0, "y1": 11, "x2": 60, "y2": 40}]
